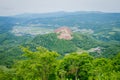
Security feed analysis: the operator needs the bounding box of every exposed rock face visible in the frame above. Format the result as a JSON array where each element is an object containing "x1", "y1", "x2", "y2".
[{"x1": 54, "y1": 27, "x2": 73, "y2": 40}]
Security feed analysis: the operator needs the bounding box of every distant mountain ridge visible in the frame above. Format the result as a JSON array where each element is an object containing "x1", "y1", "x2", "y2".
[{"x1": 13, "y1": 11, "x2": 105, "y2": 18}]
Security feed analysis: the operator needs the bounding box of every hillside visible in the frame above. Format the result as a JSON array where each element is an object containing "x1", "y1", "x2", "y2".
[
  {"x1": 0, "y1": 11, "x2": 120, "y2": 80},
  {"x1": 0, "y1": 11, "x2": 120, "y2": 67}
]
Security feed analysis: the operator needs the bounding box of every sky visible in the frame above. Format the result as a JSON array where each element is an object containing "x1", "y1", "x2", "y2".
[{"x1": 0, "y1": 0, "x2": 120, "y2": 16}]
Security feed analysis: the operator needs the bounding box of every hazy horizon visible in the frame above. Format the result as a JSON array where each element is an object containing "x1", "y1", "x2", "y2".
[{"x1": 0, "y1": 0, "x2": 120, "y2": 16}]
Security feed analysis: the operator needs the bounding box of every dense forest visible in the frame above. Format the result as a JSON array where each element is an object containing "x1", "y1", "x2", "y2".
[
  {"x1": 0, "y1": 11, "x2": 120, "y2": 80},
  {"x1": 0, "y1": 47, "x2": 120, "y2": 80}
]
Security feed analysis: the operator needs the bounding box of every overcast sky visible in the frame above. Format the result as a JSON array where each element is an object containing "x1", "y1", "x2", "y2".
[{"x1": 0, "y1": 0, "x2": 120, "y2": 16}]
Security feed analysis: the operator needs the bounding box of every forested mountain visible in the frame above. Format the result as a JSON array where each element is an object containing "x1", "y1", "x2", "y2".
[{"x1": 0, "y1": 11, "x2": 120, "y2": 80}]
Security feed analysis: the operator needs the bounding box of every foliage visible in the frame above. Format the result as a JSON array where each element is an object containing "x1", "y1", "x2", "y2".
[
  {"x1": 58, "y1": 53, "x2": 93, "y2": 80},
  {"x1": 13, "y1": 47, "x2": 59, "y2": 80},
  {"x1": 30, "y1": 33, "x2": 77, "y2": 54},
  {"x1": 72, "y1": 33, "x2": 99, "y2": 50},
  {"x1": 0, "y1": 66, "x2": 14, "y2": 80},
  {"x1": 0, "y1": 47, "x2": 120, "y2": 80}
]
